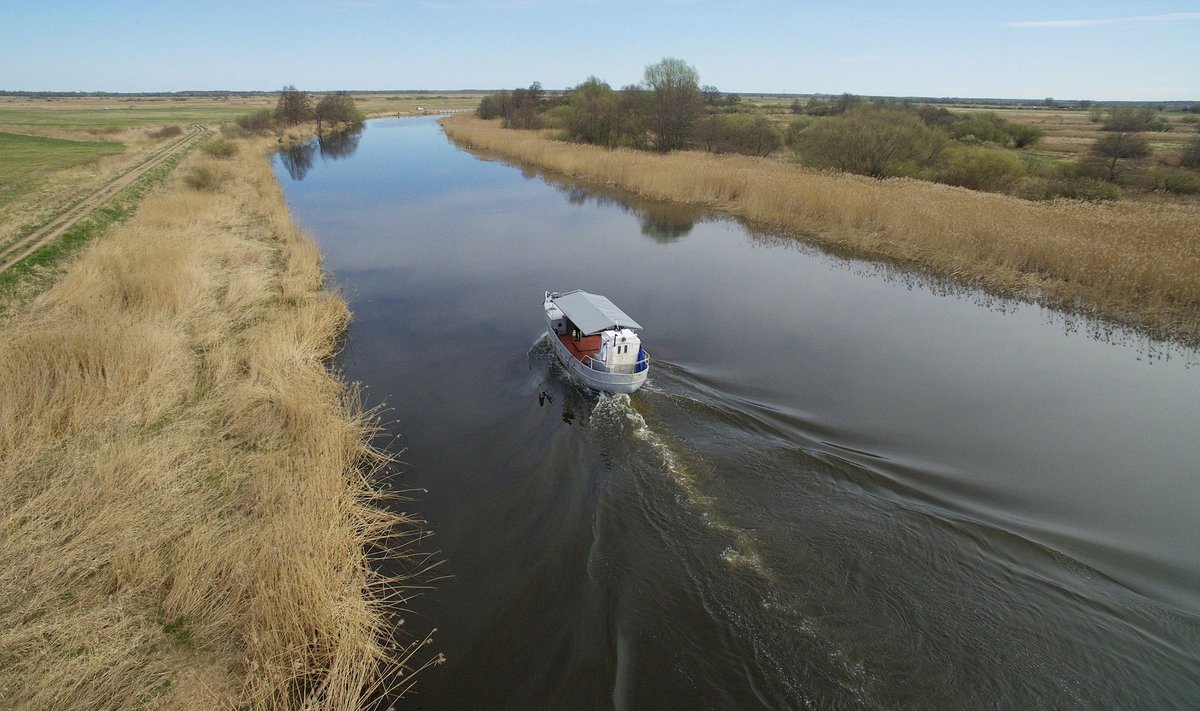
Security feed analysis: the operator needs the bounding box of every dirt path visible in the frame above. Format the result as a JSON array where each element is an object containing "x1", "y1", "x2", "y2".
[{"x1": 0, "y1": 123, "x2": 208, "y2": 273}]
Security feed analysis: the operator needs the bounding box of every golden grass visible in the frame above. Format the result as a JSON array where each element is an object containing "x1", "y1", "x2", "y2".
[
  {"x1": 0, "y1": 134, "x2": 435, "y2": 709},
  {"x1": 443, "y1": 114, "x2": 1200, "y2": 345}
]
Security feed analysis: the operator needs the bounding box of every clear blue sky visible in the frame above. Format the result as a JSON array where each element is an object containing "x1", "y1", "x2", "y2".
[{"x1": 2, "y1": 0, "x2": 1197, "y2": 100}]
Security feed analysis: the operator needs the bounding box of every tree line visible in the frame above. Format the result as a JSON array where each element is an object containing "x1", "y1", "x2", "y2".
[
  {"x1": 233, "y1": 86, "x2": 364, "y2": 134},
  {"x1": 476, "y1": 60, "x2": 1200, "y2": 200}
]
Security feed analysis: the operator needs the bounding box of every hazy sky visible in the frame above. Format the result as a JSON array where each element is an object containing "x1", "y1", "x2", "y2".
[{"x1": 3, "y1": 0, "x2": 1197, "y2": 99}]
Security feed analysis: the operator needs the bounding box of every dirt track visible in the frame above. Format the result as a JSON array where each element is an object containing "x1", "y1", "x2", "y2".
[{"x1": 0, "y1": 123, "x2": 208, "y2": 273}]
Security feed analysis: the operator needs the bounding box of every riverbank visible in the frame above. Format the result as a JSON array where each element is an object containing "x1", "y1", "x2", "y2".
[
  {"x1": 0, "y1": 132, "x2": 428, "y2": 708},
  {"x1": 441, "y1": 114, "x2": 1200, "y2": 347}
]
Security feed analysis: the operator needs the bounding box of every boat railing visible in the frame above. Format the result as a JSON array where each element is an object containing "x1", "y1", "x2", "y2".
[{"x1": 580, "y1": 351, "x2": 650, "y2": 376}]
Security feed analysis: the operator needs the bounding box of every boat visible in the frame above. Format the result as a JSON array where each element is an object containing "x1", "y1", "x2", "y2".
[{"x1": 543, "y1": 290, "x2": 650, "y2": 394}]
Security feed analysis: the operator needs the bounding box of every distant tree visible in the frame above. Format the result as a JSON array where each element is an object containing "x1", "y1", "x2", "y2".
[
  {"x1": 313, "y1": 91, "x2": 362, "y2": 131},
  {"x1": 1043, "y1": 97, "x2": 1056, "y2": 108},
  {"x1": 275, "y1": 85, "x2": 313, "y2": 126},
  {"x1": 504, "y1": 82, "x2": 544, "y2": 129},
  {"x1": 795, "y1": 107, "x2": 946, "y2": 178},
  {"x1": 476, "y1": 91, "x2": 510, "y2": 120},
  {"x1": 832, "y1": 93, "x2": 860, "y2": 115},
  {"x1": 701, "y1": 85, "x2": 722, "y2": 106},
  {"x1": 1102, "y1": 105, "x2": 1168, "y2": 133},
  {"x1": 643, "y1": 57, "x2": 703, "y2": 151},
  {"x1": 915, "y1": 104, "x2": 955, "y2": 128},
  {"x1": 790, "y1": 98, "x2": 803, "y2": 114},
  {"x1": 475, "y1": 83, "x2": 545, "y2": 128},
  {"x1": 1091, "y1": 131, "x2": 1150, "y2": 181},
  {"x1": 723, "y1": 93, "x2": 741, "y2": 106}
]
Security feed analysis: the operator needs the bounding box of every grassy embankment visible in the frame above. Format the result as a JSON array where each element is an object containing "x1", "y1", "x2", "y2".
[
  {"x1": 442, "y1": 113, "x2": 1200, "y2": 346},
  {"x1": 0, "y1": 115, "x2": 433, "y2": 707}
]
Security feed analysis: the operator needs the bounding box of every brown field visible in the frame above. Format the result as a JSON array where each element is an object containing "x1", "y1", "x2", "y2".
[
  {"x1": 442, "y1": 113, "x2": 1200, "y2": 345},
  {"x1": 0, "y1": 130, "x2": 435, "y2": 708}
]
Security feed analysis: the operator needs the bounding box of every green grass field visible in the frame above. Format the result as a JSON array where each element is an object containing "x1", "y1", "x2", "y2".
[
  {"x1": 0, "y1": 131, "x2": 125, "y2": 209},
  {"x1": 0, "y1": 105, "x2": 259, "y2": 129}
]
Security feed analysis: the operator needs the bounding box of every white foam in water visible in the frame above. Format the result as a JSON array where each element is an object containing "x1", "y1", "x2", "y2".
[{"x1": 592, "y1": 393, "x2": 770, "y2": 578}]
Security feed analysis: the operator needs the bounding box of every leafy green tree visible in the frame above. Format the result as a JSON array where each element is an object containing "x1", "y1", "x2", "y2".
[
  {"x1": 643, "y1": 57, "x2": 702, "y2": 151},
  {"x1": 795, "y1": 107, "x2": 946, "y2": 178},
  {"x1": 274, "y1": 85, "x2": 313, "y2": 126}
]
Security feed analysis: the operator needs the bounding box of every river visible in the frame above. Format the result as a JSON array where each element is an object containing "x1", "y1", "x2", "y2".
[{"x1": 274, "y1": 117, "x2": 1200, "y2": 709}]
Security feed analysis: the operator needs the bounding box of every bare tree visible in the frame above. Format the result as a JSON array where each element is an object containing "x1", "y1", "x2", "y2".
[
  {"x1": 275, "y1": 85, "x2": 313, "y2": 126},
  {"x1": 1092, "y1": 132, "x2": 1149, "y2": 181},
  {"x1": 313, "y1": 92, "x2": 361, "y2": 132}
]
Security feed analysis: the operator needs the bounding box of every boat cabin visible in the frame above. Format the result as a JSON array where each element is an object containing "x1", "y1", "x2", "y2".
[{"x1": 545, "y1": 290, "x2": 647, "y2": 376}]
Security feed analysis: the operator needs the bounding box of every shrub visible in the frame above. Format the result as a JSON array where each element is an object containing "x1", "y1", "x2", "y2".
[
  {"x1": 182, "y1": 163, "x2": 229, "y2": 192},
  {"x1": 934, "y1": 144, "x2": 1026, "y2": 192},
  {"x1": 1007, "y1": 123, "x2": 1045, "y2": 149},
  {"x1": 1016, "y1": 175, "x2": 1121, "y2": 202},
  {"x1": 1091, "y1": 131, "x2": 1150, "y2": 181},
  {"x1": 953, "y1": 113, "x2": 1010, "y2": 145},
  {"x1": 795, "y1": 107, "x2": 946, "y2": 178},
  {"x1": 693, "y1": 114, "x2": 782, "y2": 156},
  {"x1": 1181, "y1": 135, "x2": 1200, "y2": 169},
  {"x1": 235, "y1": 109, "x2": 274, "y2": 134},
  {"x1": 150, "y1": 125, "x2": 183, "y2": 139},
  {"x1": 1149, "y1": 166, "x2": 1200, "y2": 195},
  {"x1": 201, "y1": 139, "x2": 239, "y2": 159},
  {"x1": 783, "y1": 117, "x2": 811, "y2": 148}
]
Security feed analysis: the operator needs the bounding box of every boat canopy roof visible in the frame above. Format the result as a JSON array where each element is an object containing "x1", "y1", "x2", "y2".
[{"x1": 552, "y1": 290, "x2": 643, "y2": 335}]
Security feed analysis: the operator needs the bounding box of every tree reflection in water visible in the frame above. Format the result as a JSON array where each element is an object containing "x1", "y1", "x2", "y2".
[
  {"x1": 547, "y1": 175, "x2": 702, "y2": 243},
  {"x1": 277, "y1": 124, "x2": 365, "y2": 181}
]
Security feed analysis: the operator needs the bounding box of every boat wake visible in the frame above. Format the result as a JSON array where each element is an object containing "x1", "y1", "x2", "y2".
[{"x1": 591, "y1": 391, "x2": 770, "y2": 578}]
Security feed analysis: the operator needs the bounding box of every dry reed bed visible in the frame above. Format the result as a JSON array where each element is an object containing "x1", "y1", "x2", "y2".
[
  {"x1": 442, "y1": 114, "x2": 1200, "y2": 345},
  {"x1": 0, "y1": 137, "x2": 429, "y2": 709}
]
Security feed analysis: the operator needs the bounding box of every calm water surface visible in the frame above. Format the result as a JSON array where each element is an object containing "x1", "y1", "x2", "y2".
[{"x1": 274, "y1": 117, "x2": 1200, "y2": 709}]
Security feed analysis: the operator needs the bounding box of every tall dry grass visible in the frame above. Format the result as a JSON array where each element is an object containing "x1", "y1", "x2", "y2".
[
  {"x1": 0, "y1": 135, "x2": 435, "y2": 709},
  {"x1": 443, "y1": 114, "x2": 1200, "y2": 345}
]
